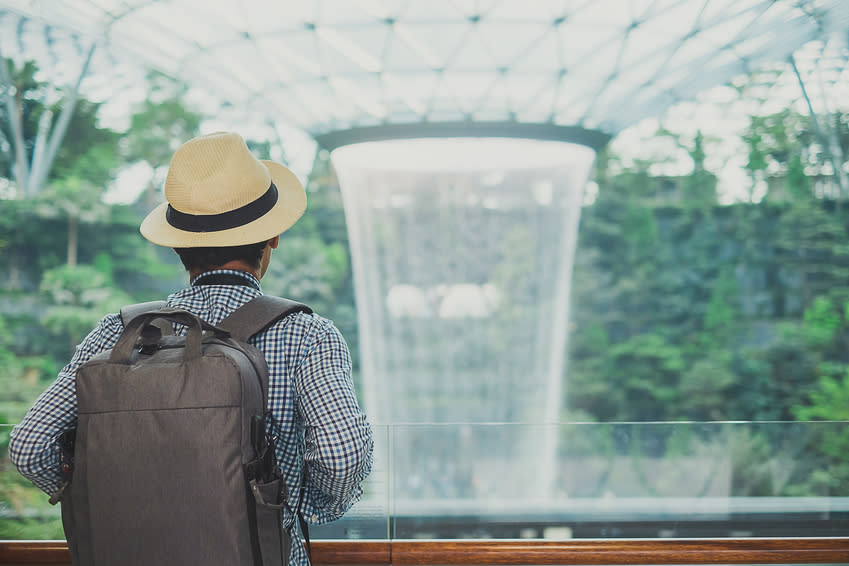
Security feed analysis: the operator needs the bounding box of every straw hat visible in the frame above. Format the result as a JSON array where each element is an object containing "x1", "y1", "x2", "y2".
[{"x1": 140, "y1": 132, "x2": 306, "y2": 248}]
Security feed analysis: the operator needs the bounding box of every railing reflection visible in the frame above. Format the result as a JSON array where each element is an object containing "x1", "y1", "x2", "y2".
[{"x1": 316, "y1": 421, "x2": 849, "y2": 540}]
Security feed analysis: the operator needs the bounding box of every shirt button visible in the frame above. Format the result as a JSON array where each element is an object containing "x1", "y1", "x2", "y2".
[{"x1": 310, "y1": 514, "x2": 318, "y2": 523}]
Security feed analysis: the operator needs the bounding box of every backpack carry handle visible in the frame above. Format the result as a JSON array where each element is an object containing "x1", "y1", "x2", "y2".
[{"x1": 110, "y1": 309, "x2": 228, "y2": 363}]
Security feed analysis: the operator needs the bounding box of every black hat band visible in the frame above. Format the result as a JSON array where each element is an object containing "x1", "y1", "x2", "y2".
[{"x1": 166, "y1": 183, "x2": 278, "y2": 233}]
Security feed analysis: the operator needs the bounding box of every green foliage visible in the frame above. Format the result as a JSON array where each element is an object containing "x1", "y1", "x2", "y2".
[
  {"x1": 728, "y1": 428, "x2": 778, "y2": 496},
  {"x1": 774, "y1": 197, "x2": 849, "y2": 306},
  {"x1": 801, "y1": 296, "x2": 841, "y2": 348},
  {"x1": 0, "y1": 425, "x2": 62, "y2": 539},
  {"x1": 794, "y1": 371, "x2": 849, "y2": 423},
  {"x1": 568, "y1": 106, "x2": 849, "y2": 494},
  {"x1": 700, "y1": 267, "x2": 739, "y2": 355},
  {"x1": 122, "y1": 71, "x2": 202, "y2": 167},
  {"x1": 0, "y1": 59, "x2": 46, "y2": 180},
  {"x1": 39, "y1": 264, "x2": 132, "y2": 354},
  {"x1": 263, "y1": 237, "x2": 347, "y2": 311},
  {"x1": 608, "y1": 333, "x2": 686, "y2": 421},
  {"x1": 51, "y1": 100, "x2": 121, "y2": 187},
  {"x1": 571, "y1": 107, "x2": 849, "y2": 426},
  {"x1": 1, "y1": 58, "x2": 120, "y2": 195},
  {"x1": 0, "y1": 315, "x2": 55, "y2": 423},
  {"x1": 788, "y1": 372, "x2": 849, "y2": 494},
  {"x1": 745, "y1": 110, "x2": 812, "y2": 175},
  {"x1": 678, "y1": 359, "x2": 736, "y2": 421}
]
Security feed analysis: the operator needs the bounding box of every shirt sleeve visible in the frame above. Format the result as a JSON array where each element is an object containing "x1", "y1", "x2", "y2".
[
  {"x1": 8, "y1": 313, "x2": 124, "y2": 496},
  {"x1": 294, "y1": 317, "x2": 374, "y2": 524}
]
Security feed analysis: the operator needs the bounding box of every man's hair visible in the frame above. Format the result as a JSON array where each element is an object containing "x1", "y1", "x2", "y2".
[{"x1": 174, "y1": 240, "x2": 269, "y2": 272}]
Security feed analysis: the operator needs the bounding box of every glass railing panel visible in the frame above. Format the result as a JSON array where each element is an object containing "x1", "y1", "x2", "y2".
[
  {"x1": 2, "y1": 422, "x2": 847, "y2": 541},
  {"x1": 388, "y1": 421, "x2": 849, "y2": 539}
]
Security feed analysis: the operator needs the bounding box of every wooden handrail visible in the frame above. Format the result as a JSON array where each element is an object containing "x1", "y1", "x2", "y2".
[
  {"x1": 391, "y1": 539, "x2": 849, "y2": 564},
  {"x1": 1, "y1": 538, "x2": 848, "y2": 565}
]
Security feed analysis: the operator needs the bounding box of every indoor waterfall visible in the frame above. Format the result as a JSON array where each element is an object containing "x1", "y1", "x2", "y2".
[{"x1": 331, "y1": 138, "x2": 596, "y2": 502}]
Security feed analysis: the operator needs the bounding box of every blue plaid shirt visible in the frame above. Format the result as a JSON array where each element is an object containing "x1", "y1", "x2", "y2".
[{"x1": 9, "y1": 269, "x2": 373, "y2": 566}]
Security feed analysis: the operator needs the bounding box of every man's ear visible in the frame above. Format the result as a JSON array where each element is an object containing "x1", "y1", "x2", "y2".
[{"x1": 268, "y1": 236, "x2": 280, "y2": 249}]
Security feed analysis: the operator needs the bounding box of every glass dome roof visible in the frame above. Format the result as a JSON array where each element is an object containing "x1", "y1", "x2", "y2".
[{"x1": 1, "y1": 0, "x2": 847, "y2": 145}]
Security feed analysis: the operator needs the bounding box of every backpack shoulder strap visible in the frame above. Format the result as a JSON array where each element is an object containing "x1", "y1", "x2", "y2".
[{"x1": 218, "y1": 296, "x2": 312, "y2": 342}]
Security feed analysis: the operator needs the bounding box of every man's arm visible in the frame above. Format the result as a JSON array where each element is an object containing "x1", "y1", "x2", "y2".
[
  {"x1": 294, "y1": 317, "x2": 374, "y2": 523},
  {"x1": 8, "y1": 314, "x2": 124, "y2": 496}
]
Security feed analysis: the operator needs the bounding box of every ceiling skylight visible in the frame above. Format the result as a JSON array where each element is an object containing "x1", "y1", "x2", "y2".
[{"x1": 0, "y1": 0, "x2": 846, "y2": 145}]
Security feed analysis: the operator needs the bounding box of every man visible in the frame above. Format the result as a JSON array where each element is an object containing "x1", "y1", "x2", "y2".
[{"x1": 9, "y1": 131, "x2": 373, "y2": 565}]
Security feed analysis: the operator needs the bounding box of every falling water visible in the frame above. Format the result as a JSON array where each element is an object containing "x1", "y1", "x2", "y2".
[{"x1": 332, "y1": 138, "x2": 596, "y2": 501}]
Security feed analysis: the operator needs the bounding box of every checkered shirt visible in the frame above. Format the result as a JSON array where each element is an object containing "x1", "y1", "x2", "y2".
[{"x1": 9, "y1": 269, "x2": 373, "y2": 566}]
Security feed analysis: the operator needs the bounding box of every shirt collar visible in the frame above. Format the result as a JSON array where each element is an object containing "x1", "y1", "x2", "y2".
[{"x1": 190, "y1": 269, "x2": 262, "y2": 291}]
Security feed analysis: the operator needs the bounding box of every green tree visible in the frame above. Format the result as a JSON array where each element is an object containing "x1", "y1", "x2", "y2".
[
  {"x1": 123, "y1": 72, "x2": 203, "y2": 164},
  {"x1": 795, "y1": 371, "x2": 849, "y2": 424},
  {"x1": 0, "y1": 313, "x2": 54, "y2": 422},
  {"x1": 39, "y1": 262, "x2": 132, "y2": 355},
  {"x1": 121, "y1": 71, "x2": 202, "y2": 206},
  {"x1": 263, "y1": 236, "x2": 349, "y2": 316},
  {"x1": 607, "y1": 333, "x2": 687, "y2": 421},
  {"x1": 0, "y1": 51, "x2": 98, "y2": 197},
  {"x1": 35, "y1": 177, "x2": 111, "y2": 267},
  {"x1": 678, "y1": 359, "x2": 736, "y2": 421},
  {"x1": 656, "y1": 127, "x2": 719, "y2": 208},
  {"x1": 744, "y1": 109, "x2": 814, "y2": 202},
  {"x1": 0, "y1": 59, "x2": 41, "y2": 186},
  {"x1": 50, "y1": 100, "x2": 120, "y2": 187},
  {"x1": 789, "y1": 372, "x2": 849, "y2": 495},
  {"x1": 700, "y1": 267, "x2": 739, "y2": 354}
]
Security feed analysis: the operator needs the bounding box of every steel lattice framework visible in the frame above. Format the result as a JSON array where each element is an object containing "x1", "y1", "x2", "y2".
[{"x1": 1, "y1": 0, "x2": 848, "y2": 144}]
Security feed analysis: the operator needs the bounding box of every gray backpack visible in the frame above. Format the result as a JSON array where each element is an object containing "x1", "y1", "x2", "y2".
[{"x1": 55, "y1": 296, "x2": 311, "y2": 566}]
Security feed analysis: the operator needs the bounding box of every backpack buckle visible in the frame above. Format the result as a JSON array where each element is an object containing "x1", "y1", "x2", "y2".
[
  {"x1": 137, "y1": 324, "x2": 164, "y2": 355},
  {"x1": 137, "y1": 342, "x2": 160, "y2": 355}
]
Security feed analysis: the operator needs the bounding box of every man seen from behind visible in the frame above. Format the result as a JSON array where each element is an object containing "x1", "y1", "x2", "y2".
[{"x1": 9, "y1": 131, "x2": 374, "y2": 565}]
